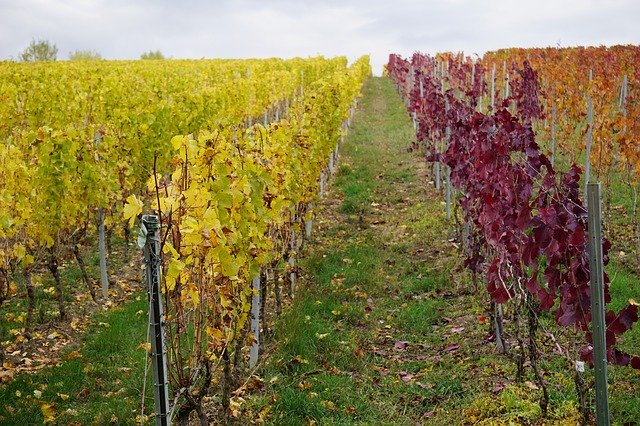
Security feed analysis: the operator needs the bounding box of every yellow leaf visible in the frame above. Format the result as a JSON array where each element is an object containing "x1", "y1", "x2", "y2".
[
  {"x1": 206, "y1": 326, "x2": 224, "y2": 341},
  {"x1": 41, "y1": 402, "x2": 57, "y2": 423},
  {"x1": 123, "y1": 194, "x2": 143, "y2": 228},
  {"x1": 171, "y1": 135, "x2": 185, "y2": 150},
  {"x1": 64, "y1": 351, "x2": 82, "y2": 360},
  {"x1": 162, "y1": 241, "x2": 180, "y2": 258},
  {"x1": 137, "y1": 342, "x2": 152, "y2": 353},
  {"x1": 213, "y1": 246, "x2": 239, "y2": 278},
  {"x1": 57, "y1": 393, "x2": 69, "y2": 401},
  {"x1": 629, "y1": 298, "x2": 639, "y2": 307},
  {"x1": 165, "y1": 258, "x2": 185, "y2": 292},
  {"x1": 321, "y1": 400, "x2": 336, "y2": 412},
  {"x1": 185, "y1": 283, "x2": 199, "y2": 306}
]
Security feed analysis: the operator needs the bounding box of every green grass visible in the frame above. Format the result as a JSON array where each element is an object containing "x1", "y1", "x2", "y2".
[{"x1": 0, "y1": 295, "x2": 151, "y2": 424}]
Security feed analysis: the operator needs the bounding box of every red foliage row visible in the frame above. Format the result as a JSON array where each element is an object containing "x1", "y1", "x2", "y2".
[{"x1": 387, "y1": 52, "x2": 640, "y2": 369}]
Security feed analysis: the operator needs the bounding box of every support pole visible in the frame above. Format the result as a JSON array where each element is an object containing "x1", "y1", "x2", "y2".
[
  {"x1": 249, "y1": 274, "x2": 260, "y2": 368},
  {"x1": 98, "y1": 207, "x2": 109, "y2": 299},
  {"x1": 584, "y1": 69, "x2": 593, "y2": 204},
  {"x1": 550, "y1": 103, "x2": 557, "y2": 167},
  {"x1": 586, "y1": 183, "x2": 610, "y2": 426},
  {"x1": 142, "y1": 215, "x2": 170, "y2": 426}
]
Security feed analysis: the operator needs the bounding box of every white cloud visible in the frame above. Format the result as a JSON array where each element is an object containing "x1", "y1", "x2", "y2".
[{"x1": 0, "y1": 0, "x2": 638, "y2": 74}]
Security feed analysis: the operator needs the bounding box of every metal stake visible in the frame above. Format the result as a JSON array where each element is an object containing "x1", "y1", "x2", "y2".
[
  {"x1": 142, "y1": 215, "x2": 170, "y2": 426},
  {"x1": 586, "y1": 183, "x2": 610, "y2": 426}
]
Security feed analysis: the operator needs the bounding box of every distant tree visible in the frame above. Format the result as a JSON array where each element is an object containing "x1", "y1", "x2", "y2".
[
  {"x1": 140, "y1": 50, "x2": 165, "y2": 60},
  {"x1": 69, "y1": 49, "x2": 102, "y2": 61},
  {"x1": 21, "y1": 39, "x2": 58, "y2": 62}
]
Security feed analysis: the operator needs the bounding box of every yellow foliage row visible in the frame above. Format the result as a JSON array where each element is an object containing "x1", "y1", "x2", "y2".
[
  {"x1": 0, "y1": 56, "x2": 368, "y2": 271},
  {"x1": 128, "y1": 57, "x2": 371, "y2": 380},
  {"x1": 0, "y1": 55, "x2": 371, "y2": 400}
]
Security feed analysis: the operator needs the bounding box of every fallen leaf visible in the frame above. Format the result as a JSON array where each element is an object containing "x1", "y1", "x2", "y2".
[
  {"x1": 47, "y1": 331, "x2": 65, "y2": 340},
  {"x1": 137, "y1": 342, "x2": 152, "y2": 353},
  {"x1": 41, "y1": 402, "x2": 57, "y2": 423},
  {"x1": 492, "y1": 382, "x2": 506, "y2": 394},
  {"x1": 525, "y1": 381, "x2": 539, "y2": 390},
  {"x1": 292, "y1": 355, "x2": 309, "y2": 365},
  {"x1": 65, "y1": 351, "x2": 82, "y2": 360},
  {"x1": 443, "y1": 343, "x2": 460, "y2": 353},
  {"x1": 321, "y1": 400, "x2": 336, "y2": 411},
  {"x1": 394, "y1": 341, "x2": 409, "y2": 350},
  {"x1": 298, "y1": 381, "x2": 312, "y2": 390},
  {"x1": 57, "y1": 393, "x2": 69, "y2": 401},
  {"x1": 398, "y1": 371, "x2": 414, "y2": 382}
]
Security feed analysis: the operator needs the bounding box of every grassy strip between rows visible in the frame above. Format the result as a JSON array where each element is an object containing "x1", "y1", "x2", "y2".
[{"x1": 0, "y1": 293, "x2": 150, "y2": 424}]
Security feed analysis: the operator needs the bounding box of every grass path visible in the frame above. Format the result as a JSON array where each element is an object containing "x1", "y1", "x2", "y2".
[{"x1": 245, "y1": 76, "x2": 474, "y2": 425}]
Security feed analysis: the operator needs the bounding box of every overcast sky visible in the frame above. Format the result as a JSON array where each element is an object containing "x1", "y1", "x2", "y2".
[{"x1": 1, "y1": 0, "x2": 638, "y2": 74}]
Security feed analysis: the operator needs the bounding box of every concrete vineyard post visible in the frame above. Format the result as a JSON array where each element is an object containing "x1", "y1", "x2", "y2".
[
  {"x1": 98, "y1": 208, "x2": 109, "y2": 299},
  {"x1": 94, "y1": 131, "x2": 109, "y2": 299},
  {"x1": 491, "y1": 63, "x2": 496, "y2": 110},
  {"x1": 621, "y1": 74, "x2": 628, "y2": 133},
  {"x1": 503, "y1": 61, "x2": 510, "y2": 99},
  {"x1": 305, "y1": 203, "x2": 313, "y2": 239},
  {"x1": 329, "y1": 151, "x2": 335, "y2": 175},
  {"x1": 249, "y1": 274, "x2": 261, "y2": 368},
  {"x1": 288, "y1": 230, "x2": 296, "y2": 296}
]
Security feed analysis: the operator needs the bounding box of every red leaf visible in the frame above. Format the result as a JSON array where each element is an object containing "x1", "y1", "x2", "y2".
[
  {"x1": 394, "y1": 341, "x2": 410, "y2": 350},
  {"x1": 568, "y1": 224, "x2": 585, "y2": 247},
  {"x1": 443, "y1": 343, "x2": 460, "y2": 353}
]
